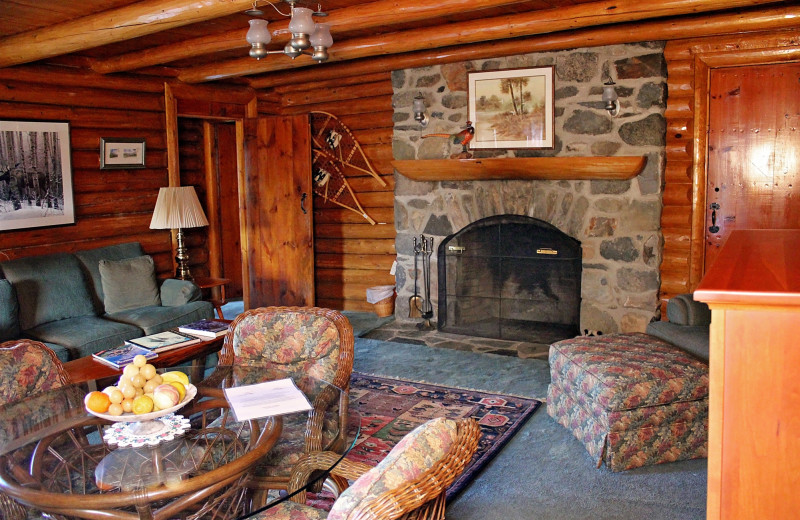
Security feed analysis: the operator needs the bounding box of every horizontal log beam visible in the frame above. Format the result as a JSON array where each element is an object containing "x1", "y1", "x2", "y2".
[
  {"x1": 180, "y1": 0, "x2": 786, "y2": 83},
  {"x1": 0, "y1": 0, "x2": 255, "y2": 69},
  {"x1": 250, "y1": 3, "x2": 800, "y2": 89},
  {"x1": 90, "y1": 0, "x2": 527, "y2": 74}
]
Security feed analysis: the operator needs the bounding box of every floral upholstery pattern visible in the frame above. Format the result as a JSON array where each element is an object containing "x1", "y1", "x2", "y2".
[
  {"x1": 547, "y1": 333, "x2": 709, "y2": 471},
  {"x1": 251, "y1": 417, "x2": 459, "y2": 520},
  {"x1": 0, "y1": 340, "x2": 68, "y2": 404},
  {"x1": 227, "y1": 310, "x2": 341, "y2": 385}
]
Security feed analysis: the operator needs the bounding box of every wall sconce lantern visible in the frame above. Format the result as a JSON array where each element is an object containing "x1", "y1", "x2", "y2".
[
  {"x1": 413, "y1": 93, "x2": 429, "y2": 127},
  {"x1": 602, "y1": 78, "x2": 620, "y2": 117}
]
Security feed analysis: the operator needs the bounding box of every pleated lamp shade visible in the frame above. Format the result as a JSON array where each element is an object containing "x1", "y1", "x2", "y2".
[{"x1": 149, "y1": 186, "x2": 209, "y2": 230}]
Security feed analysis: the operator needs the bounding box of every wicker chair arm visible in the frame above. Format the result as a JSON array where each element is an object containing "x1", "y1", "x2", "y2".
[{"x1": 288, "y1": 451, "x2": 373, "y2": 504}]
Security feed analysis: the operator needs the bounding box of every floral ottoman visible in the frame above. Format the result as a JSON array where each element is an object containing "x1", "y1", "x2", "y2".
[{"x1": 546, "y1": 332, "x2": 709, "y2": 471}]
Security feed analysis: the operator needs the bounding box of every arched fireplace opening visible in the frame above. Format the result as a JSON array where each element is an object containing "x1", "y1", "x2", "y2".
[{"x1": 437, "y1": 214, "x2": 581, "y2": 343}]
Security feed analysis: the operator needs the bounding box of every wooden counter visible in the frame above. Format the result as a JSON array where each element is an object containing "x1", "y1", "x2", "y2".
[{"x1": 694, "y1": 229, "x2": 800, "y2": 520}]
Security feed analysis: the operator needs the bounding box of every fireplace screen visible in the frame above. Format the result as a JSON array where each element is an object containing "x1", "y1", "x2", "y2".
[{"x1": 438, "y1": 215, "x2": 581, "y2": 343}]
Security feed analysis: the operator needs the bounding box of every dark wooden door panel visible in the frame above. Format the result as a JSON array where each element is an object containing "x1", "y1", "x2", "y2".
[
  {"x1": 705, "y1": 63, "x2": 800, "y2": 271},
  {"x1": 242, "y1": 115, "x2": 313, "y2": 307}
]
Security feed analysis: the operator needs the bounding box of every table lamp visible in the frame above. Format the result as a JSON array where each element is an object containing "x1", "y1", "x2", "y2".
[{"x1": 149, "y1": 186, "x2": 209, "y2": 280}]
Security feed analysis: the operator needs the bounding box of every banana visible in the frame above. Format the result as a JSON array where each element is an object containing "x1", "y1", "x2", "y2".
[{"x1": 161, "y1": 371, "x2": 190, "y2": 386}]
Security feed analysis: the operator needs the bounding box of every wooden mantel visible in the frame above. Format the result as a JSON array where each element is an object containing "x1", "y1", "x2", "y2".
[{"x1": 391, "y1": 156, "x2": 646, "y2": 181}]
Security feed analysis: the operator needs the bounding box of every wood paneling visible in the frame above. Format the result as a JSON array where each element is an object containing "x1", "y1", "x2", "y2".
[
  {"x1": 0, "y1": 65, "x2": 175, "y2": 274},
  {"x1": 661, "y1": 28, "x2": 800, "y2": 317},
  {"x1": 263, "y1": 76, "x2": 396, "y2": 312}
]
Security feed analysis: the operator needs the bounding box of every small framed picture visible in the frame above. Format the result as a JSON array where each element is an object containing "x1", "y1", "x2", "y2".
[
  {"x1": 100, "y1": 137, "x2": 146, "y2": 170},
  {"x1": 468, "y1": 66, "x2": 555, "y2": 150}
]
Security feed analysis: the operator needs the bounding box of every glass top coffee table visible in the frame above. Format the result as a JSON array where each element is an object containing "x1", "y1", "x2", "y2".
[{"x1": 0, "y1": 365, "x2": 359, "y2": 520}]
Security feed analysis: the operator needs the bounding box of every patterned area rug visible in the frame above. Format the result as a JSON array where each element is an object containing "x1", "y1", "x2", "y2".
[{"x1": 346, "y1": 372, "x2": 541, "y2": 499}]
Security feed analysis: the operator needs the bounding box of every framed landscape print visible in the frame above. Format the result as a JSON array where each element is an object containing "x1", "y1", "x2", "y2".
[
  {"x1": 100, "y1": 137, "x2": 146, "y2": 169},
  {"x1": 468, "y1": 66, "x2": 554, "y2": 150},
  {"x1": 0, "y1": 120, "x2": 75, "y2": 231}
]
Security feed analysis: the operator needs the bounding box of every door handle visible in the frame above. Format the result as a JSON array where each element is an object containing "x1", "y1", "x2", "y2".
[
  {"x1": 300, "y1": 192, "x2": 307, "y2": 214},
  {"x1": 708, "y1": 202, "x2": 720, "y2": 233}
]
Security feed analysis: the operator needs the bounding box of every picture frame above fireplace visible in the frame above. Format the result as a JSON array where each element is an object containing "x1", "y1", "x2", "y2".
[{"x1": 468, "y1": 66, "x2": 554, "y2": 150}]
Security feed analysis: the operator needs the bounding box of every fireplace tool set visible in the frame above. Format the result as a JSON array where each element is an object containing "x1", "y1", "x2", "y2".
[{"x1": 410, "y1": 234, "x2": 435, "y2": 329}]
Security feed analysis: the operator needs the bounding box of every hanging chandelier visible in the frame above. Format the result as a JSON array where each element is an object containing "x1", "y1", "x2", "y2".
[{"x1": 245, "y1": 0, "x2": 333, "y2": 63}]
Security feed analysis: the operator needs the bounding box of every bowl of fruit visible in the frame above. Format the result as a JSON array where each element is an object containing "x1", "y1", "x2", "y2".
[{"x1": 84, "y1": 355, "x2": 195, "y2": 423}]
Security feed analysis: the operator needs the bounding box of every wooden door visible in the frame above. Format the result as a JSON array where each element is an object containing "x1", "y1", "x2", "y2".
[
  {"x1": 242, "y1": 114, "x2": 314, "y2": 308},
  {"x1": 705, "y1": 63, "x2": 800, "y2": 271}
]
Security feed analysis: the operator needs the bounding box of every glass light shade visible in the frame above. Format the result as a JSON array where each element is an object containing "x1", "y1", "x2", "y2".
[
  {"x1": 413, "y1": 95, "x2": 426, "y2": 115},
  {"x1": 310, "y1": 23, "x2": 333, "y2": 48},
  {"x1": 149, "y1": 186, "x2": 209, "y2": 230},
  {"x1": 288, "y1": 7, "x2": 315, "y2": 34},
  {"x1": 246, "y1": 19, "x2": 271, "y2": 45},
  {"x1": 601, "y1": 83, "x2": 618, "y2": 104}
]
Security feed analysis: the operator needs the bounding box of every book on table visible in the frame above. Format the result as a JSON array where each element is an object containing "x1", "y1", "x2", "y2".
[
  {"x1": 92, "y1": 344, "x2": 158, "y2": 369},
  {"x1": 126, "y1": 330, "x2": 201, "y2": 353},
  {"x1": 223, "y1": 378, "x2": 312, "y2": 421},
  {"x1": 177, "y1": 318, "x2": 229, "y2": 338}
]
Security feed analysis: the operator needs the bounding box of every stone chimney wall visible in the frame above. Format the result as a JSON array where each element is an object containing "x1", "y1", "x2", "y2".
[{"x1": 392, "y1": 42, "x2": 667, "y2": 334}]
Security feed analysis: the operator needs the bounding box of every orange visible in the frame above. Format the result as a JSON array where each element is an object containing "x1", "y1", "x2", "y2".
[{"x1": 84, "y1": 391, "x2": 111, "y2": 413}]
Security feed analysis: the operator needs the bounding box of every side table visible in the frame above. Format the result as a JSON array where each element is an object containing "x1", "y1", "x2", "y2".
[{"x1": 193, "y1": 276, "x2": 232, "y2": 319}]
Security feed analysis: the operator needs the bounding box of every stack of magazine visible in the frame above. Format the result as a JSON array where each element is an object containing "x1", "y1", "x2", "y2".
[
  {"x1": 177, "y1": 318, "x2": 229, "y2": 338},
  {"x1": 91, "y1": 330, "x2": 201, "y2": 369}
]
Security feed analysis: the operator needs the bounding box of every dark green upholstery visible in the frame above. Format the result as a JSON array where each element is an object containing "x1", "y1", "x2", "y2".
[
  {"x1": 74, "y1": 242, "x2": 144, "y2": 313},
  {"x1": 0, "y1": 280, "x2": 20, "y2": 342},
  {"x1": 0, "y1": 242, "x2": 214, "y2": 361},
  {"x1": 0, "y1": 254, "x2": 95, "y2": 331},
  {"x1": 106, "y1": 301, "x2": 213, "y2": 336},
  {"x1": 646, "y1": 293, "x2": 711, "y2": 362}
]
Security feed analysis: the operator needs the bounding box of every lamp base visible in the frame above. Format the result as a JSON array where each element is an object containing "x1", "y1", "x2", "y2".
[{"x1": 174, "y1": 228, "x2": 193, "y2": 281}]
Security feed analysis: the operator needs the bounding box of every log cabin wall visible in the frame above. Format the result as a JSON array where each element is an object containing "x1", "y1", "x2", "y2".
[
  {"x1": 263, "y1": 74, "x2": 397, "y2": 312},
  {"x1": 0, "y1": 65, "x2": 178, "y2": 277},
  {"x1": 661, "y1": 29, "x2": 800, "y2": 315}
]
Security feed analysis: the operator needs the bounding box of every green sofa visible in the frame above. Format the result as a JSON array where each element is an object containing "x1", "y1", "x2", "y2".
[
  {"x1": 0, "y1": 242, "x2": 214, "y2": 361},
  {"x1": 645, "y1": 293, "x2": 711, "y2": 362}
]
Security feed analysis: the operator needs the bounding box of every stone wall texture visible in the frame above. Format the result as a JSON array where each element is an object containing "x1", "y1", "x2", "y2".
[{"x1": 392, "y1": 42, "x2": 667, "y2": 334}]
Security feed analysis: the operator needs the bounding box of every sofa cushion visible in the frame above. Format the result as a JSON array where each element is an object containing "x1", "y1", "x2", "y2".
[
  {"x1": 645, "y1": 321, "x2": 709, "y2": 362},
  {"x1": 74, "y1": 242, "x2": 144, "y2": 313},
  {"x1": 105, "y1": 301, "x2": 214, "y2": 335},
  {"x1": 0, "y1": 253, "x2": 96, "y2": 331},
  {"x1": 99, "y1": 255, "x2": 161, "y2": 313},
  {"x1": 0, "y1": 280, "x2": 20, "y2": 342},
  {"x1": 24, "y1": 316, "x2": 142, "y2": 360},
  {"x1": 666, "y1": 294, "x2": 711, "y2": 326},
  {"x1": 160, "y1": 278, "x2": 203, "y2": 306}
]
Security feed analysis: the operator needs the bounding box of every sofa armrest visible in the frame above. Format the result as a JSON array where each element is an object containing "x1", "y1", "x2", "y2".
[
  {"x1": 666, "y1": 293, "x2": 711, "y2": 326},
  {"x1": 160, "y1": 279, "x2": 202, "y2": 306}
]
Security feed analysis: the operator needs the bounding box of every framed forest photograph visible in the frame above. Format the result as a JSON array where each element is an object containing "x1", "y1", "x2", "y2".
[
  {"x1": 0, "y1": 120, "x2": 75, "y2": 231},
  {"x1": 468, "y1": 66, "x2": 554, "y2": 150}
]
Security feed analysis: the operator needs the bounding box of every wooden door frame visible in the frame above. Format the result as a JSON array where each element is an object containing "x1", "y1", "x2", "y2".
[
  {"x1": 164, "y1": 84, "x2": 258, "y2": 308},
  {"x1": 688, "y1": 47, "x2": 800, "y2": 288}
]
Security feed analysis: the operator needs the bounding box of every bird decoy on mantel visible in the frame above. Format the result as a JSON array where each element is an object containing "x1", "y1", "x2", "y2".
[{"x1": 422, "y1": 121, "x2": 475, "y2": 159}]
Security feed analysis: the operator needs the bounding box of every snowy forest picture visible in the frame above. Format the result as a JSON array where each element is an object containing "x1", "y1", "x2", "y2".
[
  {"x1": 0, "y1": 120, "x2": 74, "y2": 231},
  {"x1": 468, "y1": 67, "x2": 554, "y2": 150}
]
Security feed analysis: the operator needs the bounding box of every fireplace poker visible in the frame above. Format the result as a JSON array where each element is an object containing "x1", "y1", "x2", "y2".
[
  {"x1": 409, "y1": 236, "x2": 422, "y2": 318},
  {"x1": 418, "y1": 234, "x2": 435, "y2": 330}
]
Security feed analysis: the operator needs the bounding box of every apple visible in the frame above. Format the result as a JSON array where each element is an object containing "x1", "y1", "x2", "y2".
[{"x1": 152, "y1": 384, "x2": 180, "y2": 410}]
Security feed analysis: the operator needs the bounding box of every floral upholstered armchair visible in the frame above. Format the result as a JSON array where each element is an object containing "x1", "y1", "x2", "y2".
[
  {"x1": 0, "y1": 339, "x2": 72, "y2": 520},
  {"x1": 251, "y1": 417, "x2": 481, "y2": 520},
  {"x1": 213, "y1": 306, "x2": 355, "y2": 507}
]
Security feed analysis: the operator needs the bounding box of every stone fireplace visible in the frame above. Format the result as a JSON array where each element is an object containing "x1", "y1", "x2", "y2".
[
  {"x1": 438, "y1": 214, "x2": 581, "y2": 343},
  {"x1": 392, "y1": 42, "x2": 667, "y2": 334}
]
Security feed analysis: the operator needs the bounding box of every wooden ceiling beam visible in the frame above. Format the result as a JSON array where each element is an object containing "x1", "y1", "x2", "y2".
[
  {"x1": 90, "y1": 0, "x2": 529, "y2": 74},
  {"x1": 0, "y1": 0, "x2": 254, "y2": 69},
  {"x1": 177, "y1": 0, "x2": 789, "y2": 83},
  {"x1": 250, "y1": 4, "x2": 800, "y2": 89}
]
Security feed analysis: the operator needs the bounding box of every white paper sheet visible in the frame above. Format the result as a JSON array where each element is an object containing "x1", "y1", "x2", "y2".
[{"x1": 223, "y1": 378, "x2": 312, "y2": 421}]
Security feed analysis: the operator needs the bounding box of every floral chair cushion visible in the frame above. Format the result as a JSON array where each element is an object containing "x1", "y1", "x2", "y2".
[
  {"x1": 326, "y1": 417, "x2": 458, "y2": 520},
  {"x1": 229, "y1": 310, "x2": 341, "y2": 383},
  {"x1": 0, "y1": 340, "x2": 67, "y2": 404},
  {"x1": 253, "y1": 499, "x2": 329, "y2": 520}
]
